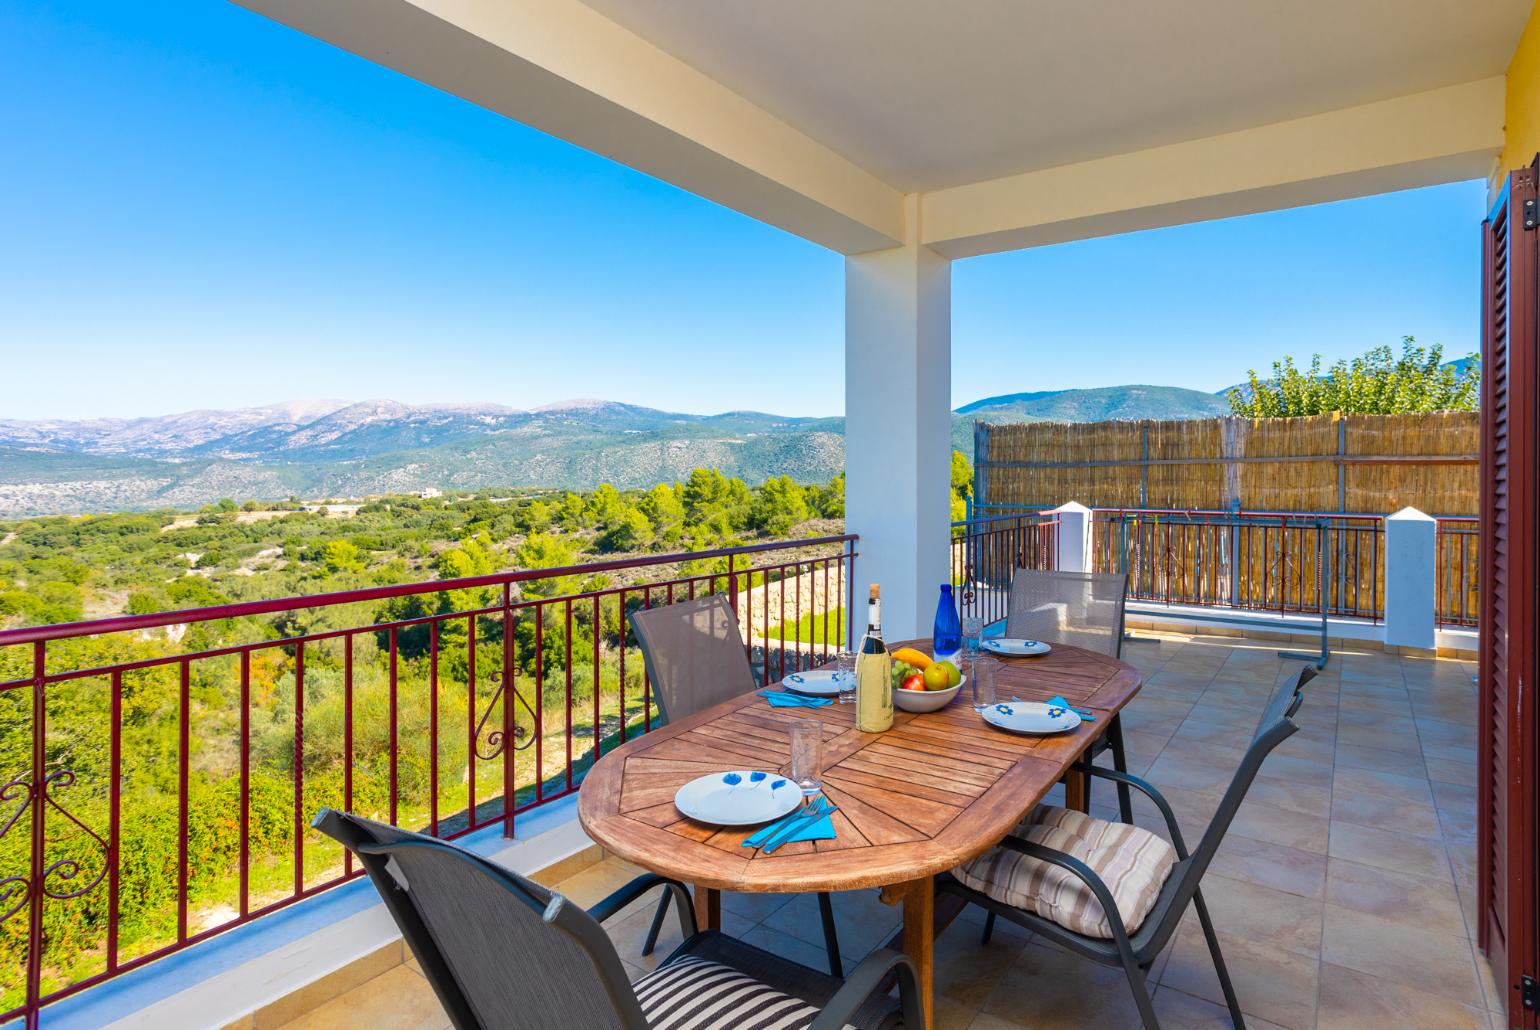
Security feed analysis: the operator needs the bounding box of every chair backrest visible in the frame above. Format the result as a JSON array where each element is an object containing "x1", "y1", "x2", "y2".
[
  {"x1": 313, "y1": 809, "x2": 646, "y2": 1030},
  {"x1": 1006, "y1": 570, "x2": 1128, "y2": 658},
  {"x1": 1140, "y1": 665, "x2": 1317, "y2": 949},
  {"x1": 628, "y1": 594, "x2": 758, "y2": 723}
]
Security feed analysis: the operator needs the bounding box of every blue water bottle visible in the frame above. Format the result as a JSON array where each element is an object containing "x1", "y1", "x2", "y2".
[{"x1": 933, "y1": 584, "x2": 962, "y2": 660}]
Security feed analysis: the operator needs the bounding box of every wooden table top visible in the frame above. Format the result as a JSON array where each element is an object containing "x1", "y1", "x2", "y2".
[{"x1": 577, "y1": 640, "x2": 1142, "y2": 893}]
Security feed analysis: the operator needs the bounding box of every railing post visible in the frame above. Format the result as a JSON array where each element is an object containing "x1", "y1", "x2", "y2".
[
  {"x1": 1050, "y1": 502, "x2": 1093, "y2": 573},
  {"x1": 502, "y1": 584, "x2": 516, "y2": 839},
  {"x1": 727, "y1": 553, "x2": 738, "y2": 617},
  {"x1": 27, "y1": 641, "x2": 46, "y2": 1028},
  {"x1": 844, "y1": 537, "x2": 857, "y2": 650},
  {"x1": 1385, "y1": 507, "x2": 1438, "y2": 652}
]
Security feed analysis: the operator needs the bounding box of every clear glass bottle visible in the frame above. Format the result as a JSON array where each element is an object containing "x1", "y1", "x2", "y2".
[{"x1": 854, "y1": 584, "x2": 893, "y2": 732}]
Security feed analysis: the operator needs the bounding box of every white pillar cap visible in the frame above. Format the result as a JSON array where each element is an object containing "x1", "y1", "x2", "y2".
[{"x1": 1387, "y1": 506, "x2": 1435, "y2": 522}]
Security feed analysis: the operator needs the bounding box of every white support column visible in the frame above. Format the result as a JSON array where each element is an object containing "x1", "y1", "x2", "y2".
[
  {"x1": 1384, "y1": 507, "x2": 1437, "y2": 651},
  {"x1": 1051, "y1": 502, "x2": 1094, "y2": 573},
  {"x1": 845, "y1": 196, "x2": 951, "y2": 640}
]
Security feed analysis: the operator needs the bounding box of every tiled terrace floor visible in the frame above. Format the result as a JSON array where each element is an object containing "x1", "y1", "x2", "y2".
[{"x1": 283, "y1": 630, "x2": 1498, "y2": 1029}]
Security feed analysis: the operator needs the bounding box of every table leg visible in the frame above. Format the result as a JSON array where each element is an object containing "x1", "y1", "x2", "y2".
[
  {"x1": 880, "y1": 876, "x2": 934, "y2": 1027},
  {"x1": 1064, "y1": 767, "x2": 1089, "y2": 812},
  {"x1": 692, "y1": 884, "x2": 720, "y2": 931}
]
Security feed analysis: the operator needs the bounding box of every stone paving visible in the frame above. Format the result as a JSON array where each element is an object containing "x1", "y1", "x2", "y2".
[{"x1": 282, "y1": 630, "x2": 1499, "y2": 1029}]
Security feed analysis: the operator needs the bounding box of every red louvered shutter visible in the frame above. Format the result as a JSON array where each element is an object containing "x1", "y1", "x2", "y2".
[{"x1": 1480, "y1": 158, "x2": 1539, "y2": 1029}]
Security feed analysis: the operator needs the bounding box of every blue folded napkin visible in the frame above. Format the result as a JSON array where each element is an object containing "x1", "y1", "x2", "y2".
[
  {"x1": 1049, "y1": 694, "x2": 1095, "y2": 720},
  {"x1": 757, "y1": 690, "x2": 833, "y2": 708},
  {"x1": 742, "y1": 798, "x2": 838, "y2": 852}
]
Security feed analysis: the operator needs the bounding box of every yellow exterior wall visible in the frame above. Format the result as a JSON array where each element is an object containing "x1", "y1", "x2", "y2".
[{"x1": 1502, "y1": 1, "x2": 1540, "y2": 174}]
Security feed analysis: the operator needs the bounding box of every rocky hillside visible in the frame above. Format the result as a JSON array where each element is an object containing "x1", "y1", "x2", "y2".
[{"x1": 1, "y1": 387, "x2": 1224, "y2": 516}]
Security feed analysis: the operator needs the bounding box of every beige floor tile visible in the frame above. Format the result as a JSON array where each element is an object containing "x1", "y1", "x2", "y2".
[
  {"x1": 605, "y1": 897, "x2": 693, "y2": 972},
  {"x1": 1431, "y1": 778, "x2": 1477, "y2": 814},
  {"x1": 1241, "y1": 775, "x2": 1333, "y2": 818},
  {"x1": 278, "y1": 967, "x2": 448, "y2": 1030},
  {"x1": 1253, "y1": 751, "x2": 1335, "y2": 789},
  {"x1": 761, "y1": 888, "x2": 899, "y2": 963},
  {"x1": 931, "y1": 913, "x2": 1029, "y2": 1007},
  {"x1": 1147, "y1": 750, "x2": 1251, "y2": 795},
  {"x1": 1416, "y1": 717, "x2": 1477, "y2": 749},
  {"x1": 1152, "y1": 985, "x2": 1290, "y2": 1030},
  {"x1": 1327, "y1": 820, "x2": 1452, "y2": 881},
  {"x1": 1336, "y1": 742, "x2": 1429, "y2": 777},
  {"x1": 1157, "y1": 925, "x2": 1319, "y2": 1029},
  {"x1": 738, "y1": 922, "x2": 842, "y2": 975},
  {"x1": 1338, "y1": 692, "x2": 1415, "y2": 718},
  {"x1": 1333, "y1": 765, "x2": 1436, "y2": 804},
  {"x1": 1184, "y1": 873, "x2": 1323, "y2": 957},
  {"x1": 1336, "y1": 721, "x2": 1423, "y2": 755},
  {"x1": 549, "y1": 856, "x2": 646, "y2": 908},
  {"x1": 1325, "y1": 856, "x2": 1468, "y2": 938},
  {"x1": 1331, "y1": 790, "x2": 1443, "y2": 836},
  {"x1": 1438, "y1": 803, "x2": 1479, "y2": 842},
  {"x1": 1321, "y1": 904, "x2": 1484, "y2": 1007},
  {"x1": 1227, "y1": 798, "x2": 1330, "y2": 854},
  {"x1": 981, "y1": 939, "x2": 1147, "y2": 1029},
  {"x1": 1275, "y1": 732, "x2": 1337, "y2": 763},
  {"x1": 721, "y1": 889, "x2": 795, "y2": 923},
  {"x1": 1211, "y1": 834, "x2": 1327, "y2": 899},
  {"x1": 1316, "y1": 961, "x2": 1489, "y2": 1028},
  {"x1": 1427, "y1": 756, "x2": 1479, "y2": 786},
  {"x1": 929, "y1": 993, "x2": 982, "y2": 1030}
]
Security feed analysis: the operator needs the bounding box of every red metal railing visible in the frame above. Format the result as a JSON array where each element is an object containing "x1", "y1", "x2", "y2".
[
  {"x1": 0, "y1": 534, "x2": 855, "y2": 1027},
  {"x1": 1091, "y1": 508, "x2": 1386, "y2": 621},
  {"x1": 950, "y1": 513, "x2": 1060, "y2": 626},
  {"x1": 1435, "y1": 517, "x2": 1480, "y2": 627}
]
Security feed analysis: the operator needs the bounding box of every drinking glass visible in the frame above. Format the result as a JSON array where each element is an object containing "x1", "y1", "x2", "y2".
[
  {"x1": 789, "y1": 719, "x2": 824, "y2": 797},
  {"x1": 962, "y1": 612, "x2": 984, "y2": 659},
  {"x1": 831, "y1": 649, "x2": 858, "y2": 705},
  {"x1": 971, "y1": 657, "x2": 999, "y2": 713}
]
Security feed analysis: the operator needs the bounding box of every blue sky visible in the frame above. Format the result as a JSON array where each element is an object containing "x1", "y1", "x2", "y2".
[{"x1": 2, "y1": 0, "x2": 1488, "y2": 421}]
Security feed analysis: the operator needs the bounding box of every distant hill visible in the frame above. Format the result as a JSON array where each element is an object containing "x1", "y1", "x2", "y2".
[
  {"x1": 0, "y1": 387, "x2": 1228, "y2": 517},
  {"x1": 957, "y1": 385, "x2": 1229, "y2": 421},
  {"x1": 950, "y1": 385, "x2": 1230, "y2": 452}
]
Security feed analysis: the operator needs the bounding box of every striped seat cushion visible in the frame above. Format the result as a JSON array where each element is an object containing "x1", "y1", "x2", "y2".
[
  {"x1": 632, "y1": 955, "x2": 856, "y2": 1030},
  {"x1": 954, "y1": 805, "x2": 1176, "y2": 938}
]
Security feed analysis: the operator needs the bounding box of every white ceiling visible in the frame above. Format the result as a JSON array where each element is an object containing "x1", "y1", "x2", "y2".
[{"x1": 578, "y1": 0, "x2": 1531, "y2": 193}]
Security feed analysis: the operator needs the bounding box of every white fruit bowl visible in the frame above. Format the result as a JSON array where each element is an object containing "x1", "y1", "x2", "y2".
[{"x1": 893, "y1": 678, "x2": 964, "y2": 713}]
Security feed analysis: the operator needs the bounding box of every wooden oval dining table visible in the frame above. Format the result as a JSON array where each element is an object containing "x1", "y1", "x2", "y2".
[{"x1": 577, "y1": 638, "x2": 1142, "y2": 1026}]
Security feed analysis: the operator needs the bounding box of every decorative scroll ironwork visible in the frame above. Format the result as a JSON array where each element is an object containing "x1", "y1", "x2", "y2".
[
  {"x1": 0, "y1": 769, "x2": 109, "y2": 925},
  {"x1": 473, "y1": 671, "x2": 536, "y2": 760},
  {"x1": 0, "y1": 774, "x2": 32, "y2": 924}
]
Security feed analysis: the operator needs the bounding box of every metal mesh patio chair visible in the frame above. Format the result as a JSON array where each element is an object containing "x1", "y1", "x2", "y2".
[
  {"x1": 942, "y1": 665, "x2": 1318, "y2": 1029},
  {"x1": 1006, "y1": 569, "x2": 1134, "y2": 822},
  {"x1": 629, "y1": 594, "x2": 845, "y2": 976},
  {"x1": 315, "y1": 809, "x2": 924, "y2": 1030},
  {"x1": 629, "y1": 593, "x2": 759, "y2": 725}
]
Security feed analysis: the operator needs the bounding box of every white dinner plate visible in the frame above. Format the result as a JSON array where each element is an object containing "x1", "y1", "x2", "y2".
[
  {"x1": 781, "y1": 669, "x2": 852, "y2": 696},
  {"x1": 981, "y1": 700, "x2": 1082, "y2": 736},
  {"x1": 983, "y1": 638, "x2": 1052, "y2": 657},
  {"x1": 674, "y1": 770, "x2": 802, "y2": 826}
]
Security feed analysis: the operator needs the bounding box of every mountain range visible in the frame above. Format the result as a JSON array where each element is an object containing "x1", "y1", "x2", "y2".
[{"x1": 0, "y1": 385, "x2": 1231, "y2": 517}]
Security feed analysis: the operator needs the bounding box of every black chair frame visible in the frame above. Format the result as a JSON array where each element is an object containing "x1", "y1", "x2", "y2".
[
  {"x1": 950, "y1": 666, "x2": 1316, "y2": 1029},
  {"x1": 316, "y1": 808, "x2": 925, "y2": 1030},
  {"x1": 628, "y1": 597, "x2": 844, "y2": 976},
  {"x1": 1006, "y1": 569, "x2": 1135, "y2": 823}
]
